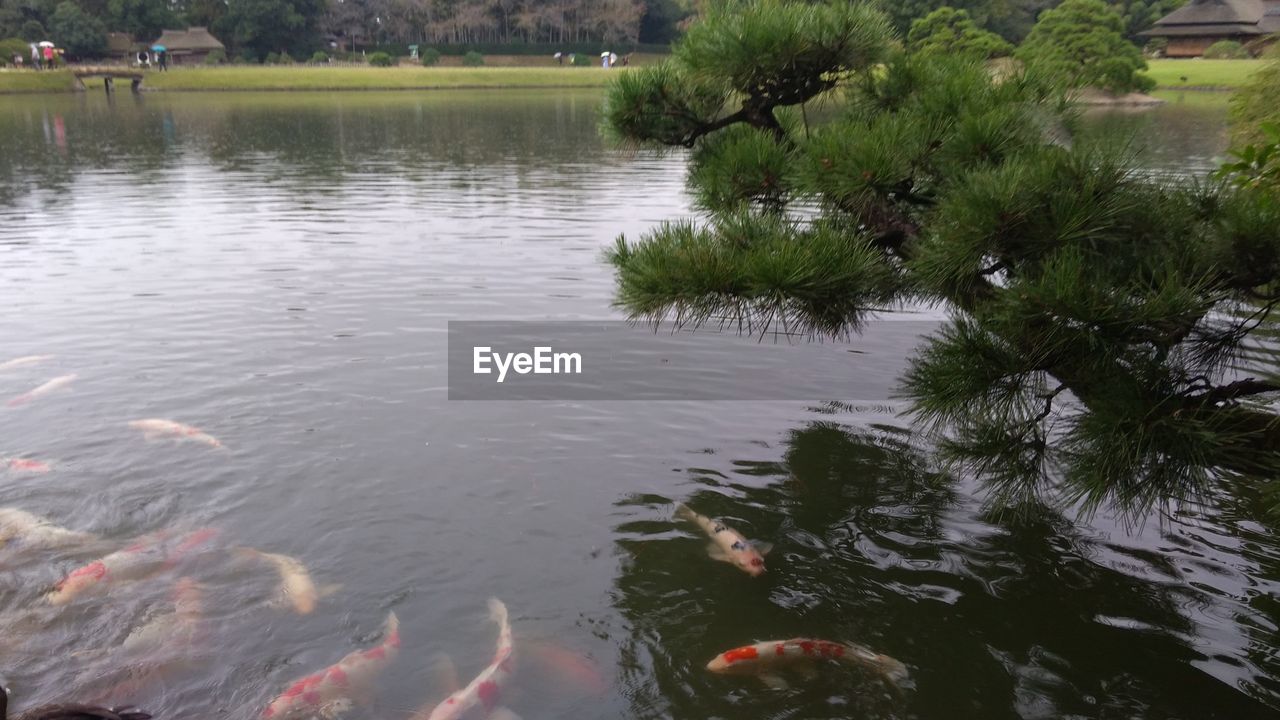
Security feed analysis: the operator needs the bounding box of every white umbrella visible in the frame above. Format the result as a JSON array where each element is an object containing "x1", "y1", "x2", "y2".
[
  {"x1": 600, "y1": 51, "x2": 610, "y2": 56},
  {"x1": 37, "y1": 41, "x2": 54, "y2": 47}
]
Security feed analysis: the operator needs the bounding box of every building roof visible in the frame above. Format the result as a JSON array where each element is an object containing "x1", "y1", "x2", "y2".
[
  {"x1": 1139, "y1": 0, "x2": 1280, "y2": 35},
  {"x1": 153, "y1": 27, "x2": 225, "y2": 52}
]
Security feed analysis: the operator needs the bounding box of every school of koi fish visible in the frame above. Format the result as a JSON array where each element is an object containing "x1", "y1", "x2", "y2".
[{"x1": 1, "y1": 354, "x2": 908, "y2": 718}]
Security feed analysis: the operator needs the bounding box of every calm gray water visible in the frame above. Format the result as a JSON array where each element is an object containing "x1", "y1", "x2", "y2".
[{"x1": 0, "y1": 89, "x2": 1275, "y2": 720}]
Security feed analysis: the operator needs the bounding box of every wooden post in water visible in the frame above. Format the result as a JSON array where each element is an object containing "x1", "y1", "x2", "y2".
[
  {"x1": 131, "y1": 76, "x2": 141, "y2": 93},
  {"x1": 104, "y1": 76, "x2": 113, "y2": 93}
]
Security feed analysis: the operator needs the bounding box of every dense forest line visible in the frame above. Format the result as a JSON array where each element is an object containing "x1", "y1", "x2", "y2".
[{"x1": 0, "y1": 0, "x2": 1185, "y2": 61}]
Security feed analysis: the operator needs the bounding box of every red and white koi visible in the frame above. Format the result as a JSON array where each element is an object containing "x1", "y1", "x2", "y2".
[
  {"x1": 675, "y1": 503, "x2": 771, "y2": 577},
  {"x1": 0, "y1": 507, "x2": 96, "y2": 552},
  {"x1": 47, "y1": 527, "x2": 220, "y2": 606},
  {"x1": 2, "y1": 457, "x2": 52, "y2": 473},
  {"x1": 128, "y1": 419, "x2": 223, "y2": 448},
  {"x1": 7, "y1": 373, "x2": 77, "y2": 407},
  {"x1": 262, "y1": 611, "x2": 400, "y2": 719},
  {"x1": 706, "y1": 638, "x2": 909, "y2": 689},
  {"x1": 0, "y1": 355, "x2": 55, "y2": 372},
  {"x1": 414, "y1": 598, "x2": 517, "y2": 720}
]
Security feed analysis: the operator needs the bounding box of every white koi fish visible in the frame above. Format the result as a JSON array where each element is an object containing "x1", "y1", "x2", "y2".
[
  {"x1": 235, "y1": 547, "x2": 332, "y2": 615},
  {"x1": 128, "y1": 419, "x2": 223, "y2": 448},
  {"x1": 262, "y1": 611, "x2": 400, "y2": 719},
  {"x1": 675, "y1": 503, "x2": 771, "y2": 577},
  {"x1": 0, "y1": 355, "x2": 55, "y2": 372},
  {"x1": 121, "y1": 577, "x2": 205, "y2": 656},
  {"x1": 7, "y1": 373, "x2": 77, "y2": 407},
  {"x1": 0, "y1": 507, "x2": 96, "y2": 552},
  {"x1": 706, "y1": 638, "x2": 909, "y2": 689},
  {"x1": 47, "y1": 527, "x2": 220, "y2": 606},
  {"x1": 414, "y1": 598, "x2": 518, "y2": 720}
]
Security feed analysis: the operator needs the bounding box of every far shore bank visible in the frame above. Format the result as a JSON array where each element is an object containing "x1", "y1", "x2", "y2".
[{"x1": 0, "y1": 65, "x2": 624, "y2": 94}]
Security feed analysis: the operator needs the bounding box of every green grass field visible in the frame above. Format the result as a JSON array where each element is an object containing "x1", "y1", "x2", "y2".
[
  {"x1": 1146, "y1": 58, "x2": 1265, "y2": 89},
  {"x1": 0, "y1": 65, "x2": 626, "y2": 93}
]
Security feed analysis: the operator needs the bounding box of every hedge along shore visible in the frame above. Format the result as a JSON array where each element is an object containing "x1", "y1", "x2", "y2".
[{"x1": 0, "y1": 65, "x2": 626, "y2": 94}]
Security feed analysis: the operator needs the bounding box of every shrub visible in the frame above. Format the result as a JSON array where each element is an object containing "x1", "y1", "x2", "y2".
[
  {"x1": 311, "y1": 50, "x2": 329, "y2": 64},
  {"x1": 204, "y1": 48, "x2": 225, "y2": 65},
  {"x1": 570, "y1": 52, "x2": 590, "y2": 66},
  {"x1": 1143, "y1": 37, "x2": 1168, "y2": 57},
  {"x1": 420, "y1": 47, "x2": 441, "y2": 66},
  {"x1": 0, "y1": 37, "x2": 28, "y2": 65},
  {"x1": 369, "y1": 51, "x2": 394, "y2": 67},
  {"x1": 238, "y1": 48, "x2": 259, "y2": 64},
  {"x1": 1231, "y1": 45, "x2": 1280, "y2": 144},
  {"x1": 278, "y1": 52, "x2": 296, "y2": 64},
  {"x1": 1204, "y1": 40, "x2": 1249, "y2": 59},
  {"x1": 264, "y1": 51, "x2": 279, "y2": 64},
  {"x1": 1016, "y1": 0, "x2": 1151, "y2": 93},
  {"x1": 462, "y1": 50, "x2": 484, "y2": 66},
  {"x1": 907, "y1": 7, "x2": 1013, "y2": 60}
]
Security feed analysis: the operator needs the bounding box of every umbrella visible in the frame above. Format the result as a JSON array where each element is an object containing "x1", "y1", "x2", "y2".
[
  {"x1": 600, "y1": 51, "x2": 610, "y2": 56},
  {"x1": 37, "y1": 41, "x2": 54, "y2": 47},
  {"x1": 151, "y1": 44, "x2": 166, "y2": 52}
]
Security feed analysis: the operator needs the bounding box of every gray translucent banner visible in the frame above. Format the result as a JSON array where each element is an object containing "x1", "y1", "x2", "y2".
[{"x1": 447, "y1": 320, "x2": 940, "y2": 401}]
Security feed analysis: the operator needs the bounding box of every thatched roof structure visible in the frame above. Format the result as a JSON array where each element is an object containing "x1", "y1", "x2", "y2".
[
  {"x1": 1140, "y1": 0, "x2": 1280, "y2": 38},
  {"x1": 152, "y1": 27, "x2": 225, "y2": 52}
]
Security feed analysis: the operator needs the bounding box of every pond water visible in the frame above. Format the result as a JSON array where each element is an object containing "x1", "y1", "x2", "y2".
[{"x1": 0, "y1": 89, "x2": 1275, "y2": 720}]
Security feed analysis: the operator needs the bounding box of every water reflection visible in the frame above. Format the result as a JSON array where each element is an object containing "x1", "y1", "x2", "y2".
[{"x1": 612, "y1": 421, "x2": 1279, "y2": 719}]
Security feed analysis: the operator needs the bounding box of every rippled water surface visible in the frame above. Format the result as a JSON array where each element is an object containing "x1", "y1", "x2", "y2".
[{"x1": 0, "y1": 90, "x2": 1276, "y2": 719}]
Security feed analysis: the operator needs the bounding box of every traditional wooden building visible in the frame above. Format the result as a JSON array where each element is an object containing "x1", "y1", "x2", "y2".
[
  {"x1": 1140, "y1": 0, "x2": 1280, "y2": 57},
  {"x1": 151, "y1": 27, "x2": 225, "y2": 65}
]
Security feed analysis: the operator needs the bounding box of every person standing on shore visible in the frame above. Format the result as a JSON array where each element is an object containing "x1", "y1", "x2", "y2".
[
  {"x1": 31, "y1": 43, "x2": 40, "y2": 70},
  {"x1": 158, "y1": 49, "x2": 167, "y2": 71},
  {"x1": 42, "y1": 44, "x2": 53, "y2": 69}
]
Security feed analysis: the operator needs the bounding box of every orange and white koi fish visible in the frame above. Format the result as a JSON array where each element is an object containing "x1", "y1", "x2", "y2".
[
  {"x1": 0, "y1": 355, "x2": 55, "y2": 372},
  {"x1": 234, "y1": 547, "x2": 334, "y2": 615},
  {"x1": 706, "y1": 638, "x2": 909, "y2": 689},
  {"x1": 47, "y1": 527, "x2": 220, "y2": 605},
  {"x1": 262, "y1": 611, "x2": 400, "y2": 719},
  {"x1": 128, "y1": 419, "x2": 223, "y2": 448},
  {"x1": 2, "y1": 457, "x2": 52, "y2": 473},
  {"x1": 414, "y1": 599, "x2": 518, "y2": 720},
  {"x1": 675, "y1": 503, "x2": 771, "y2": 577},
  {"x1": 0, "y1": 507, "x2": 96, "y2": 551},
  {"x1": 121, "y1": 577, "x2": 205, "y2": 656},
  {"x1": 7, "y1": 373, "x2": 77, "y2": 407}
]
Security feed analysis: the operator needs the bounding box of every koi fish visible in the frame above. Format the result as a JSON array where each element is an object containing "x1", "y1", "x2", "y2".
[
  {"x1": 128, "y1": 419, "x2": 223, "y2": 448},
  {"x1": 414, "y1": 598, "x2": 518, "y2": 720},
  {"x1": 121, "y1": 577, "x2": 205, "y2": 656},
  {"x1": 0, "y1": 355, "x2": 55, "y2": 372},
  {"x1": 7, "y1": 373, "x2": 77, "y2": 407},
  {"x1": 0, "y1": 507, "x2": 96, "y2": 552},
  {"x1": 47, "y1": 527, "x2": 220, "y2": 606},
  {"x1": 234, "y1": 547, "x2": 334, "y2": 615},
  {"x1": 262, "y1": 611, "x2": 400, "y2": 719},
  {"x1": 675, "y1": 503, "x2": 771, "y2": 576},
  {"x1": 2, "y1": 457, "x2": 52, "y2": 473},
  {"x1": 524, "y1": 642, "x2": 606, "y2": 696},
  {"x1": 706, "y1": 638, "x2": 909, "y2": 689}
]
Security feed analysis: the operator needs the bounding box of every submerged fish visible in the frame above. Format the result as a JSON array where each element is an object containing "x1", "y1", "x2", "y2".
[
  {"x1": 262, "y1": 611, "x2": 400, "y2": 719},
  {"x1": 47, "y1": 527, "x2": 220, "y2": 606},
  {"x1": 235, "y1": 547, "x2": 330, "y2": 615},
  {"x1": 120, "y1": 577, "x2": 205, "y2": 656},
  {"x1": 2, "y1": 457, "x2": 52, "y2": 473},
  {"x1": 0, "y1": 507, "x2": 96, "y2": 552},
  {"x1": 0, "y1": 355, "x2": 55, "y2": 372},
  {"x1": 128, "y1": 419, "x2": 223, "y2": 448},
  {"x1": 7, "y1": 373, "x2": 77, "y2": 407},
  {"x1": 675, "y1": 503, "x2": 771, "y2": 577},
  {"x1": 706, "y1": 638, "x2": 909, "y2": 689},
  {"x1": 415, "y1": 598, "x2": 518, "y2": 720}
]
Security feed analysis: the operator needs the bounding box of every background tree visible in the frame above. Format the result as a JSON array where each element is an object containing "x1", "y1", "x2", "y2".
[
  {"x1": 50, "y1": 0, "x2": 105, "y2": 56},
  {"x1": 1108, "y1": 0, "x2": 1185, "y2": 41},
  {"x1": 907, "y1": 6, "x2": 1013, "y2": 58},
  {"x1": 604, "y1": 0, "x2": 1280, "y2": 516},
  {"x1": 108, "y1": 0, "x2": 176, "y2": 40},
  {"x1": 1016, "y1": 0, "x2": 1154, "y2": 92},
  {"x1": 216, "y1": 0, "x2": 326, "y2": 58}
]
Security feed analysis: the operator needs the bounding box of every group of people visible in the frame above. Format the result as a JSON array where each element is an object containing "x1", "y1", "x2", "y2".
[
  {"x1": 11, "y1": 43, "x2": 60, "y2": 70},
  {"x1": 552, "y1": 51, "x2": 630, "y2": 68}
]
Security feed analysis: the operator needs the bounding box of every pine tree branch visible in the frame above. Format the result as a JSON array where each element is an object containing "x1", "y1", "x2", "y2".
[{"x1": 1187, "y1": 378, "x2": 1280, "y2": 405}]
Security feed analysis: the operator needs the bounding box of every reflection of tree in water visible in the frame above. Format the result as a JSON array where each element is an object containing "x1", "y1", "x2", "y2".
[{"x1": 611, "y1": 421, "x2": 1279, "y2": 719}]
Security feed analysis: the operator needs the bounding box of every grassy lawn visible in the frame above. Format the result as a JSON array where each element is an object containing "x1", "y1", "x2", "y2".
[
  {"x1": 0, "y1": 65, "x2": 626, "y2": 93},
  {"x1": 1146, "y1": 58, "x2": 1265, "y2": 89},
  {"x1": 0, "y1": 69, "x2": 75, "y2": 93}
]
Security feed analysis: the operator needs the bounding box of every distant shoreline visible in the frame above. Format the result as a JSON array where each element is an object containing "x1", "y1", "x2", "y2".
[{"x1": 0, "y1": 66, "x2": 626, "y2": 94}]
